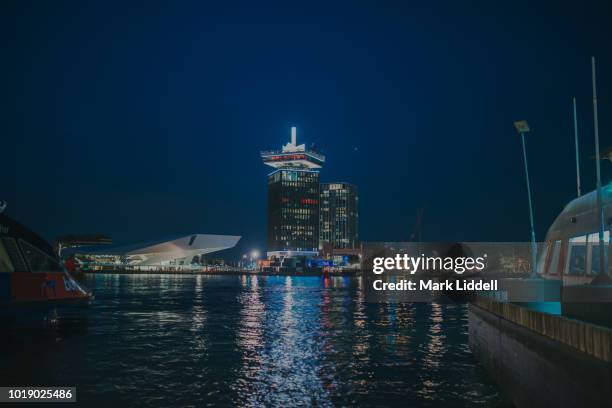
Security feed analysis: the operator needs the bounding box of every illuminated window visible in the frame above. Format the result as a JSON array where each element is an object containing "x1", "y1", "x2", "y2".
[
  {"x1": 548, "y1": 241, "x2": 561, "y2": 275},
  {"x1": 566, "y1": 235, "x2": 588, "y2": 276},
  {"x1": 588, "y1": 231, "x2": 610, "y2": 275}
]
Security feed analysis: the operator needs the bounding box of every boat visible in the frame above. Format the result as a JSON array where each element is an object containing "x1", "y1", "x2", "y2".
[
  {"x1": 538, "y1": 184, "x2": 612, "y2": 325},
  {"x1": 0, "y1": 213, "x2": 92, "y2": 324}
]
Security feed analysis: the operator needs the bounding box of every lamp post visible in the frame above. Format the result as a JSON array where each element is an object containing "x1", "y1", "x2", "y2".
[
  {"x1": 250, "y1": 249, "x2": 259, "y2": 269},
  {"x1": 573, "y1": 97, "x2": 582, "y2": 197},
  {"x1": 591, "y1": 56, "x2": 607, "y2": 278},
  {"x1": 514, "y1": 120, "x2": 538, "y2": 278}
]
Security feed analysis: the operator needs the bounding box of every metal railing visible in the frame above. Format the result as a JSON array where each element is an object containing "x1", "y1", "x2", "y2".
[{"x1": 260, "y1": 149, "x2": 325, "y2": 161}]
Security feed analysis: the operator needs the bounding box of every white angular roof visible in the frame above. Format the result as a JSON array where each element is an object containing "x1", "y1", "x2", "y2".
[{"x1": 68, "y1": 234, "x2": 241, "y2": 265}]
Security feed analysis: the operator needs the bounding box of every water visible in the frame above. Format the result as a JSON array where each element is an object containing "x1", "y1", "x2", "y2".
[{"x1": 1, "y1": 274, "x2": 511, "y2": 407}]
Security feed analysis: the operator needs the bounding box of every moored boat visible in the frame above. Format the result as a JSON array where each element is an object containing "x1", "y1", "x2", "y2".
[{"x1": 0, "y1": 213, "x2": 92, "y2": 324}]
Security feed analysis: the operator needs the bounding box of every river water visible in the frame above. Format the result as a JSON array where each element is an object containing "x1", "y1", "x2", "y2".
[{"x1": 1, "y1": 274, "x2": 511, "y2": 407}]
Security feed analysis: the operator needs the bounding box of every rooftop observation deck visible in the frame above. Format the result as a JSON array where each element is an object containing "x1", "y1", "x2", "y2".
[
  {"x1": 261, "y1": 127, "x2": 326, "y2": 169},
  {"x1": 260, "y1": 149, "x2": 325, "y2": 162},
  {"x1": 260, "y1": 148, "x2": 325, "y2": 169}
]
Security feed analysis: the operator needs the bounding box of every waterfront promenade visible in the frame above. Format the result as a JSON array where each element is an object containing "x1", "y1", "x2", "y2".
[{"x1": 469, "y1": 296, "x2": 612, "y2": 407}]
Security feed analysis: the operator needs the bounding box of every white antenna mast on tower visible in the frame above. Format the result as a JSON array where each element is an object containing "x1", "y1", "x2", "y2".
[{"x1": 282, "y1": 126, "x2": 305, "y2": 152}]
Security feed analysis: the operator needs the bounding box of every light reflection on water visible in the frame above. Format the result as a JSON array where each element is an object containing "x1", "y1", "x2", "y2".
[{"x1": 1, "y1": 274, "x2": 511, "y2": 407}]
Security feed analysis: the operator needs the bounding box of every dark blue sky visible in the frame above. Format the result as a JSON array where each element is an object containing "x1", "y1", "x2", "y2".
[{"x1": 2, "y1": 0, "x2": 612, "y2": 256}]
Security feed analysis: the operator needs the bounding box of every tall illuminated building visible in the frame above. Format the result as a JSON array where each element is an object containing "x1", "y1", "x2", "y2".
[
  {"x1": 320, "y1": 182, "x2": 359, "y2": 249},
  {"x1": 261, "y1": 127, "x2": 325, "y2": 258}
]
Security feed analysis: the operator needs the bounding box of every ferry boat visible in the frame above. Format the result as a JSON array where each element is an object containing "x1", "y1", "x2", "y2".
[
  {"x1": 539, "y1": 184, "x2": 612, "y2": 325},
  {"x1": 0, "y1": 213, "x2": 92, "y2": 323},
  {"x1": 540, "y1": 186, "x2": 612, "y2": 282}
]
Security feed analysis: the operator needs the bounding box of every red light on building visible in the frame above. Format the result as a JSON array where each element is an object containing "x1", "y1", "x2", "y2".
[{"x1": 266, "y1": 154, "x2": 307, "y2": 162}]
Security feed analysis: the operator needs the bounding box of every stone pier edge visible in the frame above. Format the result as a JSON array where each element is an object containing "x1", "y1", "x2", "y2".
[{"x1": 471, "y1": 296, "x2": 612, "y2": 362}]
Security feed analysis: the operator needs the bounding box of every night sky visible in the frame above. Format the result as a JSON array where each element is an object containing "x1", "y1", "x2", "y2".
[{"x1": 2, "y1": 0, "x2": 612, "y2": 257}]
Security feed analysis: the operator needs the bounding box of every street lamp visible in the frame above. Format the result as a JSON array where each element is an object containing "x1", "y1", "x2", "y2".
[
  {"x1": 514, "y1": 120, "x2": 538, "y2": 278},
  {"x1": 591, "y1": 56, "x2": 608, "y2": 279},
  {"x1": 249, "y1": 250, "x2": 260, "y2": 272}
]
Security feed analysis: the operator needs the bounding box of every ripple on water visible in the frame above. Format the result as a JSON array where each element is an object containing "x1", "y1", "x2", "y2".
[{"x1": 0, "y1": 274, "x2": 512, "y2": 407}]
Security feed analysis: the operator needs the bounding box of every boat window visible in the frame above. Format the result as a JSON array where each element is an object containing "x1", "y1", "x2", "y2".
[
  {"x1": 0, "y1": 240, "x2": 14, "y2": 273},
  {"x1": 536, "y1": 242, "x2": 549, "y2": 275},
  {"x1": 587, "y1": 231, "x2": 610, "y2": 275},
  {"x1": 566, "y1": 235, "x2": 587, "y2": 276},
  {"x1": 1, "y1": 237, "x2": 28, "y2": 272},
  {"x1": 18, "y1": 239, "x2": 63, "y2": 273},
  {"x1": 549, "y1": 240, "x2": 561, "y2": 275}
]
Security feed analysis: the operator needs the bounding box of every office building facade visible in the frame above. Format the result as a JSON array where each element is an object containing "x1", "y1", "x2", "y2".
[
  {"x1": 261, "y1": 127, "x2": 324, "y2": 258},
  {"x1": 320, "y1": 182, "x2": 358, "y2": 249}
]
